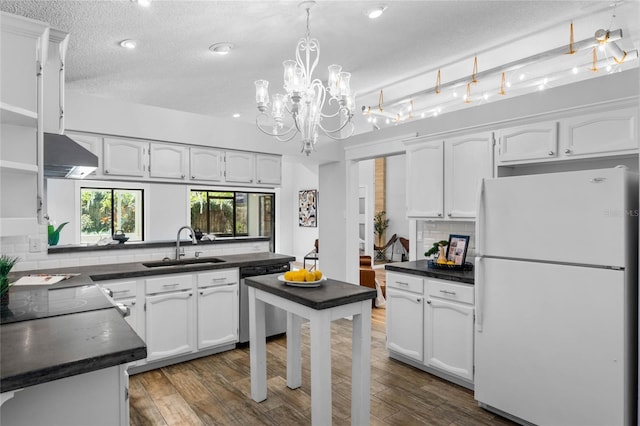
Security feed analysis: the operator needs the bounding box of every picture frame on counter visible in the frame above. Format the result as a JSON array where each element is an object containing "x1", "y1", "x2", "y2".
[{"x1": 447, "y1": 234, "x2": 470, "y2": 265}]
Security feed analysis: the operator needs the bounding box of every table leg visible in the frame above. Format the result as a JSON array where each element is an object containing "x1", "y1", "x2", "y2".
[
  {"x1": 286, "y1": 312, "x2": 302, "y2": 389},
  {"x1": 310, "y1": 310, "x2": 332, "y2": 426},
  {"x1": 351, "y1": 301, "x2": 372, "y2": 426},
  {"x1": 248, "y1": 287, "x2": 267, "y2": 402}
]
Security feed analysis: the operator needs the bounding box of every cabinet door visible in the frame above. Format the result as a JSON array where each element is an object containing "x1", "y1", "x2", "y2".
[
  {"x1": 255, "y1": 154, "x2": 281, "y2": 185},
  {"x1": 444, "y1": 133, "x2": 493, "y2": 219},
  {"x1": 190, "y1": 147, "x2": 224, "y2": 181},
  {"x1": 67, "y1": 132, "x2": 102, "y2": 177},
  {"x1": 103, "y1": 137, "x2": 148, "y2": 177},
  {"x1": 425, "y1": 297, "x2": 474, "y2": 381},
  {"x1": 225, "y1": 151, "x2": 255, "y2": 183},
  {"x1": 149, "y1": 142, "x2": 188, "y2": 179},
  {"x1": 496, "y1": 121, "x2": 558, "y2": 164},
  {"x1": 145, "y1": 290, "x2": 196, "y2": 361},
  {"x1": 386, "y1": 287, "x2": 424, "y2": 362},
  {"x1": 562, "y1": 107, "x2": 638, "y2": 157},
  {"x1": 406, "y1": 140, "x2": 444, "y2": 218},
  {"x1": 197, "y1": 284, "x2": 238, "y2": 349}
]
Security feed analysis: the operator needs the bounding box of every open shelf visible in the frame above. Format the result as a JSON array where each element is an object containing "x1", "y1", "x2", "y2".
[{"x1": 0, "y1": 102, "x2": 37, "y2": 127}]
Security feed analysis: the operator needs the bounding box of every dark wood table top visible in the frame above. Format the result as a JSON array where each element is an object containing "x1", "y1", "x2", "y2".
[{"x1": 245, "y1": 274, "x2": 376, "y2": 310}]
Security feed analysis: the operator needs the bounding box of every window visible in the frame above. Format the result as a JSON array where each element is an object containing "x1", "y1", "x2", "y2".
[
  {"x1": 190, "y1": 190, "x2": 275, "y2": 250},
  {"x1": 80, "y1": 188, "x2": 144, "y2": 243}
]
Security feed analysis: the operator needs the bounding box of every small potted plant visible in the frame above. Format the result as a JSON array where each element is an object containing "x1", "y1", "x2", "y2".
[
  {"x1": 0, "y1": 254, "x2": 19, "y2": 307},
  {"x1": 425, "y1": 240, "x2": 449, "y2": 264},
  {"x1": 373, "y1": 211, "x2": 390, "y2": 247}
]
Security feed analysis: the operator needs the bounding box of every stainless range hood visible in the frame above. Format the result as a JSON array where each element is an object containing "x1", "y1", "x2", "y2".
[{"x1": 44, "y1": 133, "x2": 98, "y2": 179}]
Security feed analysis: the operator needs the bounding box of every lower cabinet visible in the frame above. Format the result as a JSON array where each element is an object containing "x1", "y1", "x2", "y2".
[
  {"x1": 145, "y1": 274, "x2": 196, "y2": 362},
  {"x1": 424, "y1": 279, "x2": 475, "y2": 382},
  {"x1": 386, "y1": 271, "x2": 475, "y2": 388},
  {"x1": 196, "y1": 269, "x2": 239, "y2": 349}
]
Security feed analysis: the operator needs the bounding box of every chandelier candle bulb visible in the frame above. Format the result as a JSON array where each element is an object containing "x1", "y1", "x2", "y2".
[{"x1": 254, "y1": 80, "x2": 269, "y2": 111}]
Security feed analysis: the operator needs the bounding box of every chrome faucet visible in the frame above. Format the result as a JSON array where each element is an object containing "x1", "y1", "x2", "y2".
[{"x1": 176, "y1": 226, "x2": 197, "y2": 259}]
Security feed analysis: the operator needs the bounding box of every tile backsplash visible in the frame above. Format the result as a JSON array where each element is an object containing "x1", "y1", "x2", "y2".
[
  {"x1": 417, "y1": 220, "x2": 475, "y2": 262},
  {"x1": 1, "y1": 231, "x2": 269, "y2": 272}
]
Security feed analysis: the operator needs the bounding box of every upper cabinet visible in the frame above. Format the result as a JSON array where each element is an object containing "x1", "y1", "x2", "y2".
[
  {"x1": 103, "y1": 137, "x2": 148, "y2": 177},
  {"x1": 66, "y1": 132, "x2": 103, "y2": 178},
  {"x1": 496, "y1": 106, "x2": 638, "y2": 166},
  {"x1": 225, "y1": 151, "x2": 255, "y2": 183},
  {"x1": 496, "y1": 121, "x2": 558, "y2": 164},
  {"x1": 406, "y1": 132, "x2": 493, "y2": 219},
  {"x1": 190, "y1": 147, "x2": 224, "y2": 182},
  {"x1": 1, "y1": 13, "x2": 49, "y2": 236},
  {"x1": 43, "y1": 28, "x2": 69, "y2": 134},
  {"x1": 149, "y1": 142, "x2": 188, "y2": 180},
  {"x1": 563, "y1": 107, "x2": 637, "y2": 157},
  {"x1": 255, "y1": 154, "x2": 282, "y2": 185}
]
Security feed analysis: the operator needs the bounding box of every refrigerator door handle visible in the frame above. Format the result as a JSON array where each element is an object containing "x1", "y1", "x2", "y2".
[
  {"x1": 475, "y1": 179, "x2": 485, "y2": 256},
  {"x1": 475, "y1": 256, "x2": 483, "y2": 332}
]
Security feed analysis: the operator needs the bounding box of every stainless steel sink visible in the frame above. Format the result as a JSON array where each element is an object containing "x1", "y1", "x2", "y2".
[{"x1": 142, "y1": 257, "x2": 226, "y2": 268}]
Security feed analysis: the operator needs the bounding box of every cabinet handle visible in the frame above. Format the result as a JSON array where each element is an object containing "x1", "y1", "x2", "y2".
[
  {"x1": 112, "y1": 289, "x2": 131, "y2": 295},
  {"x1": 547, "y1": 150, "x2": 554, "y2": 156},
  {"x1": 447, "y1": 212, "x2": 452, "y2": 217},
  {"x1": 199, "y1": 291, "x2": 204, "y2": 295},
  {"x1": 105, "y1": 169, "x2": 110, "y2": 174},
  {"x1": 162, "y1": 283, "x2": 179, "y2": 288},
  {"x1": 131, "y1": 301, "x2": 136, "y2": 306},
  {"x1": 397, "y1": 281, "x2": 409, "y2": 286},
  {"x1": 437, "y1": 213, "x2": 443, "y2": 217},
  {"x1": 181, "y1": 174, "x2": 185, "y2": 179},
  {"x1": 188, "y1": 292, "x2": 192, "y2": 297},
  {"x1": 427, "y1": 300, "x2": 431, "y2": 304},
  {"x1": 191, "y1": 175, "x2": 196, "y2": 179},
  {"x1": 564, "y1": 149, "x2": 571, "y2": 154},
  {"x1": 439, "y1": 289, "x2": 456, "y2": 295},
  {"x1": 211, "y1": 277, "x2": 227, "y2": 282}
]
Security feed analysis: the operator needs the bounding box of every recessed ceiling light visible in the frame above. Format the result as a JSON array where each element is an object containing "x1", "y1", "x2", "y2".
[
  {"x1": 119, "y1": 39, "x2": 137, "y2": 49},
  {"x1": 232, "y1": 113, "x2": 240, "y2": 118},
  {"x1": 366, "y1": 5, "x2": 387, "y2": 19},
  {"x1": 131, "y1": 0, "x2": 151, "y2": 7},
  {"x1": 209, "y1": 42, "x2": 234, "y2": 55}
]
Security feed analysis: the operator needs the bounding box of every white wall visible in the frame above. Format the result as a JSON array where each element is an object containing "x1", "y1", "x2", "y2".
[{"x1": 319, "y1": 160, "x2": 347, "y2": 281}]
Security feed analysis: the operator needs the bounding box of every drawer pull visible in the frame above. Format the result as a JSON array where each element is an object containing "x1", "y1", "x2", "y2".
[
  {"x1": 112, "y1": 289, "x2": 131, "y2": 294},
  {"x1": 211, "y1": 277, "x2": 227, "y2": 282},
  {"x1": 397, "y1": 281, "x2": 409, "y2": 286},
  {"x1": 162, "y1": 283, "x2": 180, "y2": 288},
  {"x1": 439, "y1": 289, "x2": 456, "y2": 296}
]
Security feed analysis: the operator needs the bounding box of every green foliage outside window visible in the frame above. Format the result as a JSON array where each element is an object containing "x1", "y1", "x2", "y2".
[{"x1": 81, "y1": 188, "x2": 143, "y2": 243}]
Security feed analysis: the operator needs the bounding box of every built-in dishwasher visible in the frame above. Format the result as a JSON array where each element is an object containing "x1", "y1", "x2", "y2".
[{"x1": 238, "y1": 262, "x2": 291, "y2": 343}]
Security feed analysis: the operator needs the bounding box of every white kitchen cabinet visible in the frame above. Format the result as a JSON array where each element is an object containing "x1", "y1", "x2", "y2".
[
  {"x1": 196, "y1": 269, "x2": 239, "y2": 349},
  {"x1": 1, "y1": 13, "x2": 48, "y2": 236},
  {"x1": 386, "y1": 272, "x2": 424, "y2": 362},
  {"x1": 255, "y1": 153, "x2": 282, "y2": 185},
  {"x1": 424, "y1": 279, "x2": 474, "y2": 381},
  {"x1": 103, "y1": 137, "x2": 148, "y2": 177},
  {"x1": 406, "y1": 133, "x2": 493, "y2": 219},
  {"x1": 386, "y1": 271, "x2": 475, "y2": 388},
  {"x1": 43, "y1": 28, "x2": 69, "y2": 134},
  {"x1": 444, "y1": 133, "x2": 494, "y2": 218},
  {"x1": 225, "y1": 151, "x2": 255, "y2": 183},
  {"x1": 145, "y1": 274, "x2": 196, "y2": 362},
  {"x1": 149, "y1": 142, "x2": 188, "y2": 180},
  {"x1": 496, "y1": 121, "x2": 558, "y2": 164},
  {"x1": 562, "y1": 107, "x2": 638, "y2": 157},
  {"x1": 98, "y1": 279, "x2": 144, "y2": 341},
  {"x1": 406, "y1": 140, "x2": 443, "y2": 218},
  {"x1": 190, "y1": 146, "x2": 224, "y2": 181}
]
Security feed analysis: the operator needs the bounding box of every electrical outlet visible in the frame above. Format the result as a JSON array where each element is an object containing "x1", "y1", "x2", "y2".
[{"x1": 29, "y1": 237, "x2": 41, "y2": 253}]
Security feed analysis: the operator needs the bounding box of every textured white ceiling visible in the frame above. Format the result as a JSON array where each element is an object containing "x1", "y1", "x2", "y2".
[{"x1": 1, "y1": 1, "x2": 638, "y2": 134}]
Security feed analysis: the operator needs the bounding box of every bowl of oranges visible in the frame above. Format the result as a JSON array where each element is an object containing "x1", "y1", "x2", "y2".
[{"x1": 279, "y1": 268, "x2": 325, "y2": 287}]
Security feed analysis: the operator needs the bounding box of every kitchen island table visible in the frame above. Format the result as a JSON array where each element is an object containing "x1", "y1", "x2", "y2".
[{"x1": 246, "y1": 274, "x2": 376, "y2": 426}]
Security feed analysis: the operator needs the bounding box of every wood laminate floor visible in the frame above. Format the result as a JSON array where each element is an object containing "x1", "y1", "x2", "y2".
[{"x1": 129, "y1": 308, "x2": 515, "y2": 425}]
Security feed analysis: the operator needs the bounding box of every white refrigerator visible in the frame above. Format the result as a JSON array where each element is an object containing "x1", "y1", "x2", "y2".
[{"x1": 474, "y1": 167, "x2": 638, "y2": 426}]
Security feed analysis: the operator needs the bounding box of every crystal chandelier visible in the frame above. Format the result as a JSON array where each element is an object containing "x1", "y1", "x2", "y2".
[{"x1": 254, "y1": 1, "x2": 355, "y2": 156}]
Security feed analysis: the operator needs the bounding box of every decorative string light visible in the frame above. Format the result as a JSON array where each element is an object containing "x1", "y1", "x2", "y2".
[
  {"x1": 591, "y1": 47, "x2": 598, "y2": 72},
  {"x1": 465, "y1": 82, "x2": 472, "y2": 104},
  {"x1": 499, "y1": 72, "x2": 506, "y2": 95},
  {"x1": 471, "y1": 56, "x2": 479, "y2": 84},
  {"x1": 435, "y1": 70, "x2": 441, "y2": 94},
  {"x1": 568, "y1": 21, "x2": 575, "y2": 54}
]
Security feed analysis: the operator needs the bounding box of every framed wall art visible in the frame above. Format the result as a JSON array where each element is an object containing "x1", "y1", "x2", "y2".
[{"x1": 299, "y1": 189, "x2": 317, "y2": 227}]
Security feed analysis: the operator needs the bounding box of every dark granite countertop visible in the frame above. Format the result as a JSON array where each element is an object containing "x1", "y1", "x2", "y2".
[
  {"x1": 9, "y1": 252, "x2": 296, "y2": 288},
  {"x1": 48, "y1": 236, "x2": 270, "y2": 254},
  {"x1": 1, "y1": 308, "x2": 147, "y2": 393},
  {"x1": 385, "y1": 260, "x2": 475, "y2": 285},
  {"x1": 245, "y1": 274, "x2": 376, "y2": 310}
]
